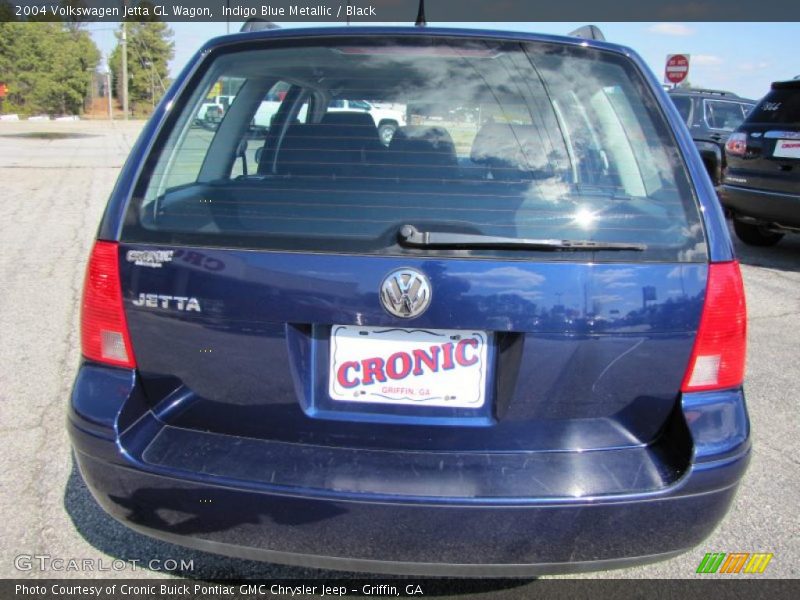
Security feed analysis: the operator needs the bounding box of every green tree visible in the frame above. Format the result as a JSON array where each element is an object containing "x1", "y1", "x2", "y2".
[
  {"x1": 0, "y1": 1, "x2": 16, "y2": 22},
  {"x1": 0, "y1": 22, "x2": 100, "y2": 115},
  {"x1": 109, "y1": 19, "x2": 174, "y2": 116}
]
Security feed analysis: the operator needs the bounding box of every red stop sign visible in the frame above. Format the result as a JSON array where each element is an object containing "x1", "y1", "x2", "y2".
[{"x1": 665, "y1": 54, "x2": 690, "y2": 84}]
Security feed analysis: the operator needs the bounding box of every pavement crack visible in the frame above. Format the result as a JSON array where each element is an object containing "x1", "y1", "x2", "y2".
[{"x1": 750, "y1": 310, "x2": 800, "y2": 321}]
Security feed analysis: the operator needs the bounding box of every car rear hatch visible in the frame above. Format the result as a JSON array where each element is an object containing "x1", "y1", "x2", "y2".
[
  {"x1": 726, "y1": 80, "x2": 800, "y2": 195},
  {"x1": 110, "y1": 34, "x2": 716, "y2": 500}
]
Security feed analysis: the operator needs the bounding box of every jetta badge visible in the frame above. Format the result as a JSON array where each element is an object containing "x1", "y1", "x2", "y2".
[{"x1": 380, "y1": 268, "x2": 431, "y2": 318}]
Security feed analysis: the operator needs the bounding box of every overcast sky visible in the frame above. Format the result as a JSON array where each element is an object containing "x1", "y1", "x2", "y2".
[{"x1": 87, "y1": 21, "x2": 798, "y2": 101}]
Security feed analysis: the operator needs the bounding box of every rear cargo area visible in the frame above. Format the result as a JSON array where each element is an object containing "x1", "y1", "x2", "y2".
[{"x1": 116, "y1": 247, "x2": 705, "y2": 499}]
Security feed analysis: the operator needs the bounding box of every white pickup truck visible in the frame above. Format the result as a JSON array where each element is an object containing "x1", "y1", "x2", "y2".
[
  {"x1": 253, "y1": 98, "x2": 406, "y2": 144},
  {"x1": 195, "y1": 95, "x2": 236, "y2": 129},
  {"x1": 327, "y1": 100, "x2": 407, "y2": 144}
]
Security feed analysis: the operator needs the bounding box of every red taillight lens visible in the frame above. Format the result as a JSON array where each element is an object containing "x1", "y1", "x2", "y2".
[
  {"x1": 681, "y1": 261, "x2": 746, "y2": 393},
  {"x1": 81, "y1": 241, "x2": 136, "y2": 368},
  {"x1": 725, "y1": 132, "x2": 747, "y2": 157}
]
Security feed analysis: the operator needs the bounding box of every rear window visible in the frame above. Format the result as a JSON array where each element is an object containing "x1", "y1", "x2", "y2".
[
  {"x1": 746, "y1": 86, "x2": 800, "y2": 125},
  {"x1": 124, "y1": 37, "x2": 706, "y2": 262},
  {"x1": 670, "y1": 95, "x2": 692, "y2": 124},
  {"x1": 704, "y1": 100, "x2": 749, "y2": 131}
]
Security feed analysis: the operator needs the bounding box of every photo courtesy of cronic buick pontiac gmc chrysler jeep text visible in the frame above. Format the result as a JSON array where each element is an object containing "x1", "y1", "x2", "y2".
[{"x1": 69, "y1": 26, "x2": 750, "y2": 576}]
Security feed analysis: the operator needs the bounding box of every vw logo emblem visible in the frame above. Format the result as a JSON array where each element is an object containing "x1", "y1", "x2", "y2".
[{"x1": 380, "y1": 268, "x2": 432, "y2": 319}]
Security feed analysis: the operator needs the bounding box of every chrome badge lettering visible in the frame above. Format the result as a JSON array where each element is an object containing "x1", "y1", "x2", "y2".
[
  {"x1": 126, "y1": 249, "x2": 173, "y2": 268},
  {"x1": 131, "y1": 294, "x2": 201, "y2": 312}
]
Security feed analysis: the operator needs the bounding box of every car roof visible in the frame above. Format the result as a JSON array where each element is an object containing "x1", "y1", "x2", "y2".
[
  {"x1": 199, "y1": 25, "x2": 635, "y2": 57},
  {"x1": 771, "y1": 79, "x2": 800, "y2": 90},
  {"x1": 668, "y1": 88, "x2": 756, "y2": 103}
]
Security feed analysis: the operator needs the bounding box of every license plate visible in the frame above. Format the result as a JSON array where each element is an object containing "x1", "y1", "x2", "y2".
[
  {"x1": 774, "y1": 139, "x2": 800, "y2": 159},
  {"x1": 329, "y1": 325, "x2": 489, "y2": 408}
]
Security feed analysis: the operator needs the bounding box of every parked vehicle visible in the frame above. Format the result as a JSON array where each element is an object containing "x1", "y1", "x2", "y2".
[
  {"x1": 251, "y1": 97, "x2": 288, "y2": 130},
  {"x1": 668, "y1": 88, "x2": 756, "y2": 185},
  {"x1": 70, "y1": 27, "x2": 749, "y2": 576},
  {"x1": 194, "y1": 94, "x2": 235, "y2": 129},
  {"x1": 327, "y1": 99, "x2": 407, "y2": 144},
  {"x1": 720, "y1": 79, "x2": 800, "y2": 246},
  {"x1": 253, "y1": 95, "x2": 405, "y2": 144}
]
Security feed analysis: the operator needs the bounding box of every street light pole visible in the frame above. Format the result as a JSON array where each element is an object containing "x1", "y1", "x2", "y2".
[
  {"x1": 105, "y1": 54, "x2": 114, "y2": 121},
  {"x1": 106, "y1": 67, "x2": 113, "y2": 120},
  {"x1": 121, "y1": 2, "x2": 129, "y2": 120}
]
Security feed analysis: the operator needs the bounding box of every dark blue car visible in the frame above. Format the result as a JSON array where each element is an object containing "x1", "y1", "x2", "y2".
[{"x1": 70, "y1": 27, "x2": 749, "y2": 576}]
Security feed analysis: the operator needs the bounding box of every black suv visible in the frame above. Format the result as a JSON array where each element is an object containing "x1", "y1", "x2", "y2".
[
  {"x1": 669, "y1": 89, "x2": 756, "y2": 185},
  {"x1": 720, "y1": 79, "x2": 800, "y2": 246}
]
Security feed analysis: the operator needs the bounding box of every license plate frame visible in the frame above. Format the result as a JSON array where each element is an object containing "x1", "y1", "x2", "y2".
[
  {"x1": 328, "y1": 325, "x2": 490, "y2": 409},
  {"x1": 773, "y1": 139, "x2": 800, "y2": 159}
]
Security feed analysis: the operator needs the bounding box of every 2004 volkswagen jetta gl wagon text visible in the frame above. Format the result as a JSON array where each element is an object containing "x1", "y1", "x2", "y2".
[{"x1": 69, "y1": 27, "x2": 750, "y2": 576}]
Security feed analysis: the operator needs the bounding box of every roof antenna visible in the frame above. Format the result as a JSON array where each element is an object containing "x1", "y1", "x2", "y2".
[
  {"x1": 415, "y1": 0, "x2": 426, "y2": 26},
  {"x1": 567, "y1": 25, "x2": 606, "y2": 41},
  {"x1": 240, "y1": 18, "x2": 280, "y2": 33}
]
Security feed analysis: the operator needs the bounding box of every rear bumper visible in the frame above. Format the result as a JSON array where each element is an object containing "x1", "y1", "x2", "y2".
[
  {"x1": 719, "y1": 184, "x2": 800, "y2": 229},
  {"x1": 69, "y1": 363, "x2": 750, "y2": 576}
]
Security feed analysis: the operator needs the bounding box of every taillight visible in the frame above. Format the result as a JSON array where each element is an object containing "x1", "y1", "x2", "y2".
[
  {"x1": 80, "y1": 241, "x2": 136, "y2": 368},
  {"x1": 725, "y1": 132, "x2": 747, "y2": 157},
  {"x1": 681, "y1": 261, "x2": 746, "y2": 393}
]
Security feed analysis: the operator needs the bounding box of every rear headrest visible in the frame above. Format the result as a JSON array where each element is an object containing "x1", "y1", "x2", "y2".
[
  {"x1": 388, "y1": 126, "x2": 457, "y2": 166},
  {"x1": 321, "y1": 111, "x2": 376, "y2": 129},
  {"x1": 275, "y1": 122, "x2": 363, "y2": 177},
  {"x1": 320, "y1": 111, "x2": 380, "y2": 144},
  {"x1": 470, "y1": 123, "x2": 550, "y2": 172}
]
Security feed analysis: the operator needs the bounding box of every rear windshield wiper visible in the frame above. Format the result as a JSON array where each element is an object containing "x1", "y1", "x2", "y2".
[{"x1": 398, "y1": 225, "x2": 647, "y2": 251}]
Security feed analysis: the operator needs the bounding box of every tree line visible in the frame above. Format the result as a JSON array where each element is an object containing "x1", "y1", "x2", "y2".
[
  {"x1": 0, "y1": 8, "x2": 174, "y2": 117},
  {"x1": 0, "y1": 22, "x2": 100, "y2": 115}
]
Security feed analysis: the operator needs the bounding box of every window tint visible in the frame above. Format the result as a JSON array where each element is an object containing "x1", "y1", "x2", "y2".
[
  {"x1": 746, "y1": 88, "x2": 800, "y2": 125},
  {"x1": 252, "y1": 80, "x2": 308, "y2": 132},
  {"x1": 670, "y1": 96, "x2": 692, "y2": 124},
  {"x1": 160, "y1": 78, "x2": 245, "y2": 191},
  {"x1": 125, "y1": 38, "x2": 705, "y2": 262},
  {"x1": 231, "y1": 81, "x2": 310, "y2": 179},
  {"x1": 704, "y1": 100, "x2": 747, "y2": 131},
  {"x1": 265, "y1": 81, "x2": 290, "y2": 102}
]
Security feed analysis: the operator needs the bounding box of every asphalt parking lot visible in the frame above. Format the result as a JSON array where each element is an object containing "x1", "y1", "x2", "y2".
[{"x1": 0, "y1": 120, "x2": 797, "y2": 585}]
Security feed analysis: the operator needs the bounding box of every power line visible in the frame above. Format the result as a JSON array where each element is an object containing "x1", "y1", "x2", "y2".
[{"x1": 128, "y1": 34, "x2": 168, "y2": 94}]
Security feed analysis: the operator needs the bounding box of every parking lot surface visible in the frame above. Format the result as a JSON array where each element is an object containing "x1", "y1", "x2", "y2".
[{"x1": 0, "y1": 120, "x2": 797, "y2": 584}]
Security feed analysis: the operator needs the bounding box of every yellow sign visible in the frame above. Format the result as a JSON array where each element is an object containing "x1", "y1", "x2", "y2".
[{"x1": 207, "y1": 82, "x2": 222, "y2": 99}]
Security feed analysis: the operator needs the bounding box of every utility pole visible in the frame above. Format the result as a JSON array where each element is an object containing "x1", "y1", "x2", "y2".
[
  {"x1": 106, "y1": 56, "x2": 113, "y2": 120},
  {"x1": 121, "y1": 3, "x2": 129, "y2": 120}
]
